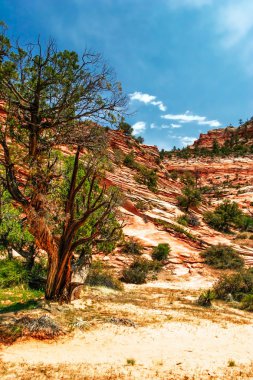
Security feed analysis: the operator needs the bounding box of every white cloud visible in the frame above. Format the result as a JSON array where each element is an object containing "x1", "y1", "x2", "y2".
[
  {"x1": 151, "y1": 101, "x2": 167, "y2": 111},
  {"x1": 129, "y1": 92, "x2": 156, "y2": 104},
  {"x1": 162, "y1": 110, "x2": 221, "y2": 127},
  {"x1": 129, "y1": 91, "x2": 167, "y2": 111},
  {"x1": 198, "y1": 120, "x2": 221, "y2": 127},
  {"x1": 170, "y1": 123, "x2": 182, "y2": 129},
  {"x1": 180, "y1": 136, "x2": 196, "y2": 146},
  {"x1": 132, "y1": 121, "x2": 146, "y2": 135},
  {"x1": 178, "y1": 136, "x2": 197, "y2": 146},
  {"x1": 150, "y1": 123, "x2": 158, "y2": 129}
]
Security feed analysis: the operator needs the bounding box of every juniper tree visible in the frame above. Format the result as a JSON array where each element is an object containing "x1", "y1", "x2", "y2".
[{"x1": 0, "y1": 23, "x2": 127, "y2": 301}]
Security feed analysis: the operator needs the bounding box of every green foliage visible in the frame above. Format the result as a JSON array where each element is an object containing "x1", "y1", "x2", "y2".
[
  {"x1": 0, "y1": 190, "x2": 34, "y2": 252},
  {"x1": 0, "y1": 259, "x2": 28, "y2": 288},
  {"x1": 123, "y1": 151, "x2": 137, "y2": 169},
  {"x1": 0, "y1": 256, "x2": 47, "y2": 291},
  {"x1": 85, "y1": 261, "x2": 123, "y2": 290},
  {"x1": 197, "y1": 289, "x2": 215, "y2": 307},
  {"x1": 151, "y1": 243, "x2": 170, "y2": 261},
  {"x1": 118, "y1": 121, "x2": 133, "y2": 136},
  {"x1": 200, "y1": 244, "x2": 244, "y2": 270},
  {"x1": 236, "y1": 215, "x2": 253, "y2": 232},
  {"x1": 0, "y1": 286, "x2": 43, "y2": 313},
  {"x1": 122, "y1": 238, "x2": 144, "y2": 255},
  {"x1": 171, "y1": 124, "x2": 253, "y2": 158},
  {"x1": 123, "y1": 152, "x2": 158, "y2": 192},
  {"x1": 56, "y1": 155, "x2": 122, "y2": 255},
  {"x1": 159, "y1": 149, "x2": 166, "y2": 160},
  {"x1": 169, "y1": 171, "x2": 179, "y2": 180},
  {"x1": 240, "y1": 294, "x2": 253, "y2": 312},
  {"x1": 204, "y1": 201, "x2": 252, "y2": 233},
  {"x1": 135, "y1": 166, "x2": 158, "y2": 192},
  {"x1": 135, "y1": 199, "x2": 150, "y2": 211},
  {"x1": 134, "y1": 136, "x2": 144, "y2": 144},
  {"x1": 213, "y1": 269, "x2": 253, "y2": 301},
  {"x1": 122, "y1": 258, "x2": 162, "y2": 284},
  {"x1": 177, "y1": 213, "x2": 200, "y2": 227},
  {"x1": 113, "y1": 148, "x2": 125, "y2": 165},
  {"x1": 177, "y1": 186, "x2": 202, "y2": 212}
]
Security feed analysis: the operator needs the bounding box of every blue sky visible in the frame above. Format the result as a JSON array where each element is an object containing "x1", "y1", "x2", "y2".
[{"x1": 1, "y1": 0, "x2": 253, "y2": 149}]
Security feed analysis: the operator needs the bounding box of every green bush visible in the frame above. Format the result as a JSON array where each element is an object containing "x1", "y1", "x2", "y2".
[
  {"x1": 240, "y1": 294, "x2": 253, "y2": 312},
  {"x1": 121, "y1": 258, "x2": 162, "y2": 284},
  {"x1": 151, "y1": 243, "x2": 170, "y2": 261},
  {"x1": 135, "y1": 199, "x2": 150, "y2": 211},
  {"x1": 122, "y1": 238, "x2": 144, "y2": 255},
  {"x1": 204, "y1": 201, "x2": 251, "y2": 233},
  {"x1": 135, "y1": 166, "x2": 158, "y2": 192},
  {"x1": 176, "y1": 214, "x2": 189, "y2": 226},
  {"x1": 197, "y1": 289, "x2": 215, "y2": 307},
  {"x1": 0, "y1": 259, "x2": 28, "y2": 288},
  {"x1": 177, "y1": 213, "x2": 200, "y2": 227},
  {"x1": 85, "y1": 261, "x2": 123, "y2": 291},
  {"x1": 213, "y1": 269, "x2": 253, "y2": 301},
  {"x1": 177, "y1": 186, "x2": 202, "y2": 212},
  {"x1": 123, "y1": 152, "x2": 137, "y2": 169},
  {"x1": 200, "y1": 244, "x2": 244, "y2": 270}
]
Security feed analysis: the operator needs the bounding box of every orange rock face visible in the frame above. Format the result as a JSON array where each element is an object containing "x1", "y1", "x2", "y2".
[
  {"x1": 192, "y1": 122, "x2": 253, "y2": 149},
  {"x1": 99, "y1": 129, "x2": 253, "y2": 278}
]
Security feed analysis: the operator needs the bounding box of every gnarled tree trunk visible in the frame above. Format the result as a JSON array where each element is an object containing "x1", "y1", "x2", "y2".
[{"x1": 45, "y1": 252, "x2": 73, "y2": 302}]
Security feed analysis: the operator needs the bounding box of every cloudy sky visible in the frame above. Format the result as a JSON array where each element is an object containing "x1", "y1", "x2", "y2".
[{"x1": 2, "y1": 0, "x2": 253, "y2": 149}]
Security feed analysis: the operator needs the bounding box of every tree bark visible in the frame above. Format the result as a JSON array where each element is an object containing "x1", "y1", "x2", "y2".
[{"x1": 45, "y1": 251, "x2": 73, "y2": 302}]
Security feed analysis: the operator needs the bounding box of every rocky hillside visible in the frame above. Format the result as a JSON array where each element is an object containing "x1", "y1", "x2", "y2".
[
  {"x1": 95, "y1": 128, "x2": 253, "y2": 278},
  {"x1": 191, "y1": 122, "x2": 253, "y2": 150}
]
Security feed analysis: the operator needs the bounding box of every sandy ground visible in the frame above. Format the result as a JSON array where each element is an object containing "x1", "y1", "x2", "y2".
[{"x1": 1, "y1": 279, "x2": 253, "y2": 379}]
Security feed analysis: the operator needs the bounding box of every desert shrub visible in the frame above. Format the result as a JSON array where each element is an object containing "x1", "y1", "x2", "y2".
[
  {"x1": 236, "y1": 215, "x2": 253, "y2": 232},
  {"x1": 135, "y1": 166, "x2": 158, "y2": 192},
  {"x1": 85, "y1": 261, "x2": 123, "y2": 290},
  {"x1": 204, "y1": 201, "x2": 247, "y2": 233},
  {"x1": 151, "y1": 243, "x2": 170, "y2": 261},
  {"x1": 113, "y1": 148, "x2": 125, "y2": 165},
  {"x1": 135, "y1": 199, "x2": 150, "y2": 211},
  {"x1": 123, "y1": 151, "x2": 137, "y2": 169},
  {"x1": 240, "y1": 294, "x2": 253, "y2": 312},
  {"x1": 176, "y1": 214, "x2": 189, "y2": 226},
  {"x1": 122, "y1": 238, "x2": 144, "y2": 255},
  {"x1": 0, "y1": 259, "x2": 28, "y2": 288},
  {"x1": 187, "y1": 213, "x2": 200, "y2": 227},
  {"x1": 177, "y1": 186, "x2": 202, "y2": 212},
  {"x1": 170, "y1": 171, "x2": 179, "y2": 180},
  {"x1": 121, "y1": 258, "x2": 162, "y2": 284},
  {"x1": 134, "y1": 136, "x2": 144, "y2": 144},
  {"x1": 214, "y1": 269, "x2": 253, "y2": 301},
  {"x1": 119, "y1": 121, "x2": 133, "y2": 136},
  {"x1": 197, "y1": 289, "x2": 215, "y2": 307},
  {"x1": 177, "y1": 213, "x2": 200, "y2": 227},
  {"x1": 200, "y1": 244, "x2": 244, "y2": 270}
]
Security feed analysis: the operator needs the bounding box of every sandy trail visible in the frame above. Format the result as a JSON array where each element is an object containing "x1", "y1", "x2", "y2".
[
  {"x1": 1, "y1": 280, "x2": 253, "y2": 378},
  {"x1": 1, "y1": 321, "x2": 253, "y2": 375}
]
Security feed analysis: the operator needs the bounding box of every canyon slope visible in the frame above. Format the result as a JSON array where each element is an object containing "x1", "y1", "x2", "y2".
[{"x1": 99, "y1": 125, "x2": 253, "y2": 279}]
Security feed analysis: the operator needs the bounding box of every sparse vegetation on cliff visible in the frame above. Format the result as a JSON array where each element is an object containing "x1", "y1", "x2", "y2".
[
  {"x1": 204, "y1": 201, "x2": 253, "y2": 233},
  {"x1": 200, "y1": 244, "x2": 244, "y2": 270}
]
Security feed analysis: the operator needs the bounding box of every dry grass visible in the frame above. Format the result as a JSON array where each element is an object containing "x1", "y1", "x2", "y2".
[{"x1": 1, "y1": 360, "x2": 253, "y2": 380}]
